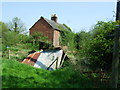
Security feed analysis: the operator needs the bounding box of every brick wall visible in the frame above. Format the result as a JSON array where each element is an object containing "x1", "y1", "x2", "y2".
[
  {"x1": 30, "y1": 18, "x2": 54, "y2": 42},
  {"x1": 29, "y1": 17, "x2": 60, "y2": 47}
]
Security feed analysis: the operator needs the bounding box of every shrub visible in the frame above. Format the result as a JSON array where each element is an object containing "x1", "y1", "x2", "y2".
[{"x1": 75, "y1": 21, "x2": 116, "y2": 70}]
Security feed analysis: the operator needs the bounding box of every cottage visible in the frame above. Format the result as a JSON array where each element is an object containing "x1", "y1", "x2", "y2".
[{"x1": 29, "y1": 14, "x2": 70, "y2": 48}]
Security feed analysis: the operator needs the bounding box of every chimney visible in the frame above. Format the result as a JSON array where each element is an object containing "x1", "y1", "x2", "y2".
[{"x1": 51, "y1": 14, "x2": 58, "y2": 22}]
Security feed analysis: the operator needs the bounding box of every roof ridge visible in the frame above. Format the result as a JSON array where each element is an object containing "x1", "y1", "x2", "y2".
[
  {"x1": 43, "y1": 17, "x2": 61, "y2": 25},
  {"x1": 42, "y1": 16, "x2": 70, "y2": 32}
]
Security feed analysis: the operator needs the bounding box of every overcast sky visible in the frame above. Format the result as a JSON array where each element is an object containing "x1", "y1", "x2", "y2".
[{"x1": 2, "y1": 1, "x2": 117, "y2": 33}]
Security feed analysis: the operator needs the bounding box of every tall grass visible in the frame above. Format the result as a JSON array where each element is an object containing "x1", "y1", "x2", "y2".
[{"x1": 2, "y1": 59, "x2": 94, "y2": 88}]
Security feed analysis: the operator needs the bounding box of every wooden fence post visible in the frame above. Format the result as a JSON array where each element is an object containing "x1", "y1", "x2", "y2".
[{"x1": 60, "y1": 51, "x2": 67, "y2": 68}]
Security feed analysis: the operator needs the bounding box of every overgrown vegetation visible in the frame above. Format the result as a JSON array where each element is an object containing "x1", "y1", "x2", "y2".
[
  {"x1": 58, "y1": 25, "x2": 76, "y2": 51},
  {"x1": 1, "y1": 17, "x2": 120, "y2": 88},
  {"x1": 2, "y1": 59, "x2": 110, "y2": 88},
  {"x1": 75, "y1": 21, "x2": 118, "y2": 71},
  {"x1": 29, "y1": 31, "x2": 52, "y2": 50}
]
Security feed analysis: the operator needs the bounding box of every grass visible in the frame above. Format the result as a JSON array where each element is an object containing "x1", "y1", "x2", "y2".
[
  {"x1": 2, "y1": 59, "x2": 95, "y2": 88},
  {"x1": 2, "y1": 43, "x2": 33, "y2": 62},
  {"x1": 1, "y1": 43, "x2": 115, "y2": 88}
]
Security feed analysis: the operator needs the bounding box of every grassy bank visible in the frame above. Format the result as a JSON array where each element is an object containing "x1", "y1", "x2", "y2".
[{"x1": 2, "y1": 59, "x2": 95, "y2": 88}]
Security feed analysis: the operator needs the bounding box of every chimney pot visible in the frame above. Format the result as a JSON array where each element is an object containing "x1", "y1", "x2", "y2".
[{"x1": 51, "y1": 14, "x2": 58, "y2": 22}]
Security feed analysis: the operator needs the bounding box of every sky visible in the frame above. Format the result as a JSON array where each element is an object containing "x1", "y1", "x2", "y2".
[{"x1": 1, "y1": 1, "x2": 117, "y2": 33}]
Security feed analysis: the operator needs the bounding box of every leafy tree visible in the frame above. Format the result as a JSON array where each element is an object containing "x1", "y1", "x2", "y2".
[
  {"x1": 76, "y1": 21, "x2": 116, "y2": 70},
  {"x1": 0, "y1": 22, "x2": 8, "y2": 37},
  {"x1": 7, "y1": 17, "x2": 27, "y2": 34},
  {"x1": 1, "y1": 21, "x2": 29, "y2": 50},
  {"x1": 30, "y1": 31, "x2": 51, "y2": 50},
  {"x1": 75, "y1": 31, "x2": 91, "y2": 50},
  {"x1": 0, "y1": 22, "x2": 9, "y2": 51},
  {"x1": 1, "y1": 22, "x2": 9, "y2": 49}
]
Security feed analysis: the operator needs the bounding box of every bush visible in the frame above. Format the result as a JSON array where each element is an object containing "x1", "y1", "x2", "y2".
[{"x1": 75, "y1": 21, "x2": 116, "y2": 70}]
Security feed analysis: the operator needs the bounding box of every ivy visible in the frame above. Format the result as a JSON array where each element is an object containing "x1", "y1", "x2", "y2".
[{"x1": 57, "y1": 25, "x2": 76, "y2": 50}]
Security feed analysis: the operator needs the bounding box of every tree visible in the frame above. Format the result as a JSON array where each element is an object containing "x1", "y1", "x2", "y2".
[
  {"x1": 30, "y1": 31, "x2": 51, "y2": 50},
  {"x1": 76, "y1": 21, "x2": 116, "y2": 70},
  {"x1": 1, "y1": 22, "x2": 9, "y2": 46},
  {"x1": 0, "y1": 22, "x2": 9, "y2": 51},
  {"x1": 1, "y1": 21, "x2": 29, "y2": 50},
  {"x1": 90, "y1": 21, "x2": 116, "y2": 70},
  {"x1": 75, "y1": 31, "x2": 91, "y2": 50},
  {"x1": 7, "y1": 17, "x2": 27, "y2": 34}
]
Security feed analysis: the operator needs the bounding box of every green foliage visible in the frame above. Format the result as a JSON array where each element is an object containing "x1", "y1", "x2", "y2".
[
  {"x1": 75, "y1": 31, "x2": 91, "y2": 50},
  {"x1": 2, "y1": 44, "x2": 31, "y2": 62},
  {"x1": 58, "y1": 25, "x2": 76, "y2": 51},
  {"x1": 7, "y1": 17, "x2": 27, "y2": 34},
  {"x1": 76, "y1": 21, "x2": 115, "y2": 70},
  {"x1": 4, "y1": 31, "x2": 19, "y2": 46},
  {"x1": 30, "y1": 31, "x2": 52, "y2": 50},
  {"x1": 30, "y1": 31, "x2": 50, "y2": 43},
  {"x1": 63, "y1": 24, "x2": 72, "y2": 31},
  {"x1": 1, "y1": 22, "x2": 8, "y2": 44},
  {"x1": 2, "y1": 59, "x2": 95, "y2": 88},
  {"x1": 1, "y1": 20, "x2": 29, "y2": 51},
  {"x1": 88, "y1": 21, "x2": 115, "y2": 70},
  {"x1": 1, "y1": 18, "x2": 28, "y2": 52},
  {"x1": 0, "y1": 22, "x2": 8, "y2": 38},
  {"x1": 2, "y1": 31, "x2": 29, "y2": 47}
]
